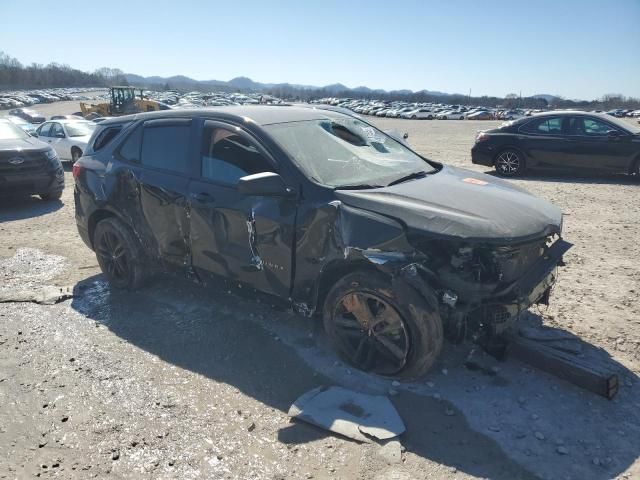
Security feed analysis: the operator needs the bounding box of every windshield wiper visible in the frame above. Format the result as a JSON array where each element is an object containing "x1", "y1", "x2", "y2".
[
  {"x1": 386, "y1": 170, "x2": 429, "y2": 186},
  {"x1": 334, "y1": 184, "x2": 384, "y2": 190}
]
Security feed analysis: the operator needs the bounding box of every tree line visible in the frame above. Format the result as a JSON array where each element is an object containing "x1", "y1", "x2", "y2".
[{"x1": 0, "y1": 51, "x2": 128, "y2": 90}]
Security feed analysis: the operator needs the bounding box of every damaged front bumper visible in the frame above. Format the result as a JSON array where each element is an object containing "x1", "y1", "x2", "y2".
[{"x1": 399, "y1": 238, "x2": 572, "y2": 339}]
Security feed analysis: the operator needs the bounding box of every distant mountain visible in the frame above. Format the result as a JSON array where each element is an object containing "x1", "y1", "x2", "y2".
[
  {"x1": 532, "y1": 94, "x2": 561, "y2": 103},
  {"x1": 122, "y1": 72, "x2": 472, "y2": 98}
]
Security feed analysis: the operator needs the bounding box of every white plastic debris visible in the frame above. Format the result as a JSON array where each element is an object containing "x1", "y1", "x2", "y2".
[{"x1": 288, "y1": 386, "x2": 405, "y2": 443}]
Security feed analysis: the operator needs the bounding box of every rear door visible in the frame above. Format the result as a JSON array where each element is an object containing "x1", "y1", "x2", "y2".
[
  {"x1": 187, "y1": 119, "x2": 296, "y2": 297},
  {"x1": 565, "y1": 116, "x2": 635, "y2": 171},
  {"x1": 518, "y1": 116, "x2": 571, "y2": 168},
  {"x1": 137, "y1": 118, "x2": 195, "y2": 266}
]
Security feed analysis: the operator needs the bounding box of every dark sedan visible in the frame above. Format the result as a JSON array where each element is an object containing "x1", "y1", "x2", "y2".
[
  {"x1": 0, "y1": 118, "x2": 64, "y2": 200},
  {"x1": 8, "y1": 108, "x2": 46, "y2": 124},
  {"x1": 471, "y1": 111, "x2": 640, "y2": 177}
]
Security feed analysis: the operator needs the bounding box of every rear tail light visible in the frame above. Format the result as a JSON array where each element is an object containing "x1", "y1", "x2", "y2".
[
  {"x1": 475, "y1": 132, "x2": 490, "y2": 144},
  {"x1": 72, "y1": 163, "x2": 83, "y2": 179}
]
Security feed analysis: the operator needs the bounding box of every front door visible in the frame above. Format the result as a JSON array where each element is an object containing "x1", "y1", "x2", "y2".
[
  {"x1": 188, "y1": 120, "x2": 296, "y2": 298},
  {"x1": 565, "y1": 116, "x2": 635, "y2": 171}
]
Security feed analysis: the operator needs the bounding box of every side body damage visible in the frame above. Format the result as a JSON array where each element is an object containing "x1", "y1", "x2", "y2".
[{"x1": 292, "y1": 199, "x2": 571, "y2": 343}]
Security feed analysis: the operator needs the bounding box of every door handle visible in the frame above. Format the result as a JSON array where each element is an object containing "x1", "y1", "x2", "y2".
[{"x1": 191, "y1": 192, "x2": 215, "y2": 203}]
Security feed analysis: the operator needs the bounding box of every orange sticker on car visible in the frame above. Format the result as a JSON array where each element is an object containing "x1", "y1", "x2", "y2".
[{"x1": 463, "y1": 177, "x2": 488, "y2": 185}]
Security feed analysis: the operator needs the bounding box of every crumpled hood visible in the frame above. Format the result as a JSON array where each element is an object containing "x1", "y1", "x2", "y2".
[{"x1": 335, "y1": 165, "x2": 563, "y2": 243}]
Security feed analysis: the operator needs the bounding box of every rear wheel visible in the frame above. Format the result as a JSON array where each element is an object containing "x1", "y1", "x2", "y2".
[
  {"x1": 495, "y1": 149, "x2": 525, "y2": 177},
  {"x1": 93, "y1": 217, "x2": 148, "y2": 289},
  {"x1": 323, "y1": 272, "x2": 443, "y2": 378}
]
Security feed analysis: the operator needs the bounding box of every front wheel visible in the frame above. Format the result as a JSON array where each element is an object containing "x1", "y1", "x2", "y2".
[
  {"x1": 495, "y1": 149, "x2": 525, "y2": 177},
  {"x1": 93, "y1": 217, "x2": 149, "y2": 289},
  {"x1": 323, "y1": 272, "x2": 443, "y2": 378}
]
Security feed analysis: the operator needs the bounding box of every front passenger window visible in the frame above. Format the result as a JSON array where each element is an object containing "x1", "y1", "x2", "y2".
[
  {"x1": 37, "y1": 123, "x2": 51, "y2": 137},
  {"x1": 50, "y1": 123, "x2": 64, "y2": 138},
  {"x1": 201, "y1": 125, "x2": 272, "y2": 184}
]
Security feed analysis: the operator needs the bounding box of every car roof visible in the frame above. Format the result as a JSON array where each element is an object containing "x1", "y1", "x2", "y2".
[
  {"x1": 530, "y1": 110, "x2": 612, "y2": 120},
  {"x1": 99, "y1": 105, "x2": 347, "y2": 127},
  {"x1": 45, "y1": 119, "x2": 93, "y2": 124}
]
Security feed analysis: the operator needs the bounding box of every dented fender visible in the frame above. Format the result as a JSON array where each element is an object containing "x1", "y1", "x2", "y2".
[{"x1": 291, "y1": 200, "x2": 425, "y2": 313}]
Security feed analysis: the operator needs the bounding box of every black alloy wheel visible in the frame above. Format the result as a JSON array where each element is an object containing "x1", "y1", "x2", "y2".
[{"x1": 495, "y1": 149, "x2": 524, "y2": 176}]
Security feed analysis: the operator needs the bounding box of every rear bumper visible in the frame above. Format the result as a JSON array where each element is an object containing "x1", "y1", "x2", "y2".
[{"x1": 470, "y1": 146, "x2": 494, "y2": 166}]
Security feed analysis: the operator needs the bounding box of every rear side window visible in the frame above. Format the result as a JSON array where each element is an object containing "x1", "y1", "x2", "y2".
[
  {"x1": 520, "y1": 117, "x2": 563, "y2": 134},
  {"x1": 93, "y1": 126, "x2": 122, "y2": 151},
  {"x1": 141, "y1": 123, "x2": 191, "y2": 174},
  {"x1": 117, "y1": 125, "x2": 142, "y2": 162}
]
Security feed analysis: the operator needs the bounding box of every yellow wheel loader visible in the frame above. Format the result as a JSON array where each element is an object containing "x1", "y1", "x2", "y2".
[{"x1": 80, "y1": 86, "x2": 168, "y2": 118}]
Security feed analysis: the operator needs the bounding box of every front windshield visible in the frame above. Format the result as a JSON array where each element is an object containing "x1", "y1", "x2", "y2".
[
  {"x1": 0, "y1": 120, "x2": 29, "y2": 140},
  {"x1": 265, "y1": 116, "x2": 435, "y2": 187},
  {"x1": 608, "y1": 115, "x2": 640, "y2": 134},
  {"x1": 66, "y1": 122, "x2": 96, "y2": 137}
]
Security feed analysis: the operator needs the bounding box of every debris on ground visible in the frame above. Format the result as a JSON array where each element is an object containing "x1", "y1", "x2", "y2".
[
  {"x1": 0, "y1": 285, "x2": 74, "y2": 305},
  {"x1": 377, "y1": 440, "x2": 403, "y2": 464},
  {"x1": 288, "y1": 386, "x2": 405, "y2": 443}
]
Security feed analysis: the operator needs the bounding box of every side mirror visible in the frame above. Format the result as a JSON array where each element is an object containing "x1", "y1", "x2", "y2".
[
  {"x1": 29, "y1": 132, "x2": 38, "y2": 137},
  {"x1": 55, "y1": 132, "x2": 65, "y2": 138},
  {"x1": 607, "y1": 130, "x2": 621, "y2": 137},
  {"x1": 237, "y1": 172, "x2": 292, "y2": 197}
]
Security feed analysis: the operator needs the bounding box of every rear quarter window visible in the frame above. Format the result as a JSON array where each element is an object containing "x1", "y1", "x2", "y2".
[{"x1": 92, "y1": 125, "x2": 123, "y2": 152}]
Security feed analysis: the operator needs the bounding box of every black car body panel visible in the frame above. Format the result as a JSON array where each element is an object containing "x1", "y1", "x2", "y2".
[
  {"x1": 471, "y1": 111, "x2": 640, "y2": 174},
  {"x1": 0, "y1": 133, "x2": 64, "y2": 197},
  {"x1": 335, "y1": 165, "x2": 562, "y2": 243},
  {"x1": 75, "y1": 106, "x2": 569, "y2": 342}
]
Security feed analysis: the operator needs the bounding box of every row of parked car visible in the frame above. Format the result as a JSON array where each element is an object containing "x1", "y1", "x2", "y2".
[
  {"x1": 314, "y1": 98, "x2": 539, "y2": 120},
  {"x1": 0, "y1": 87, "x2": 102, "y2": 110},
  {"x1": 316, "y1": 97, "x2": 640, "y2": 122}
]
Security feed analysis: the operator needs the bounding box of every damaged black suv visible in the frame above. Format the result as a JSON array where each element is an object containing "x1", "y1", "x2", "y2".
[{"x1": 74, "y1": 106, "x2": 570, "y2": 378}]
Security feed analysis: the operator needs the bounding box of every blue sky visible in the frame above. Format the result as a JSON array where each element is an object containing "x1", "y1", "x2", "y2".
[{"x1": 1, "y1": 0, "x2": 639, "y2": 99}]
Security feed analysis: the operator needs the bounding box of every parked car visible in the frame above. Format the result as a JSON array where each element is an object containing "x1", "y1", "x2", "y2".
[
  {"x1": 6, "y1": 115, "x2": 37, "y2": 135},
  {"x1": 437, "y1": 111, "x2": 465, "y2": 120},
  {"x1": 400, "y1": 108, "x2": 435, "y2": 120},
  {"x1": 466, "y1": 111, "x2": 494, "y2": 120},
  {"x1": 7, "y1": 108, "x2": 45, "y2": 124},
  {"x1": 0, "y1": 118, "x2": 64, "y2": 200},
  {"x1": 35, "y1": 120, "x2": 96, "y2": 163},
  {"x1": 471, "y1": 111, "x2": 640, "y2": 177},
  {"x1": 74, "y1": 106, "x2": 568, "y2": 378}
]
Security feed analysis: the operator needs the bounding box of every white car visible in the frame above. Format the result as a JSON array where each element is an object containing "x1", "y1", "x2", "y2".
[
  {"x1": 437, "y1": 111, "x2": 466, "y2": 120},
  {"x1": 35, "y1": 119, "x2": 96, "y2": 163},
  {"x1": 400, "y1": 108, "x2": 436, "y2": 119}
]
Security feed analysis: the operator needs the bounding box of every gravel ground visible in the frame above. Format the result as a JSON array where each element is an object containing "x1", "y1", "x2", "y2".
[{"x1": 0, "y1": 101, "x2": 638, "y2": 480}]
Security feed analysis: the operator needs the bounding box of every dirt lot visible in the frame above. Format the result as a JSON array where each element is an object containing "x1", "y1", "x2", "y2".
[{"x1": 1, "y1": 101, "x2": 639, "y2": 480}]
